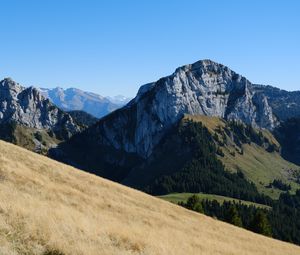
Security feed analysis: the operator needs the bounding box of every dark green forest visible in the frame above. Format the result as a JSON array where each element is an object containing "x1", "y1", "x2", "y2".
[
  {"x1": 143, "y1": 120, "x2": 272, "y2": 205},
  {"x1": 179, "y1": 191, "x2": 300, "y2": 245}
]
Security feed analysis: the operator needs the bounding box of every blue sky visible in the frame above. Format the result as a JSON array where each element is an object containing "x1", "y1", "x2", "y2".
[{"x1": 0, "y1": 0, "x2": 299, "y2": 97}]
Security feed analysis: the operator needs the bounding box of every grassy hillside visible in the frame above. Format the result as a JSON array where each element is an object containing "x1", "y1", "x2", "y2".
[
  {"x1": 0, "y1": 122, "x2": 61, "y2": 155},
  {"x1": 222, "y1": 144, "x2": 300, "y2": 198},
  {"x1": 158, "y1": 193, "x2": 270, "y2": 209},
  {"x1": 0, "y1": 141, "x2": 299, "y2": 254},
  {"x1": 185, "y1": 114, "x2": 300, "y2": 199}
]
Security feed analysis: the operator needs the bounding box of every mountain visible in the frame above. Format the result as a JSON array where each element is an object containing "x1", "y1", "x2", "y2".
[
  {"x1": 39, "y1": 87, "x2": 131, "y2": 118},
  {"x1": 253, "y1": 84, "x2": 300, "y2": 121},
  {"x1": 52, "y1": 60, "x2": 300, "y2": 210},
  {"x1": 0, "y1": 78, "x2": 80, "y2": 132},
  {"x1": 0, "y1": 78, "x2": 82, "y2": 153},
  {"x1": 67, "y1": 110, "x2": 98, "y2": 127},
  {"x1": 54, "y1": 59, "x2": 283, "y2": 178},
  {"x1": 89, "y1": 60, "x2": 279, "y2": 157},
  {"x1": 0, "y1": 139, "x2": 299, "y2": 255}
]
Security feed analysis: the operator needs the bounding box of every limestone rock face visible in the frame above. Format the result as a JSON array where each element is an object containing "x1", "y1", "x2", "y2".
[
  {"x1": 253, "y1": 84, "x2": 300, "y2": 121},
  {"x1": 89, "y1": 60, "x2": 278, "y2": 158},
  {"x1": 0, "y1": 78, "x2": 81, "y2": 137}
]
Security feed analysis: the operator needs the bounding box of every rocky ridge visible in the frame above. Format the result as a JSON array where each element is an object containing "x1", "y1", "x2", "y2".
[
  {"x1": 0, "y1": 78, "x2": 81, "y2": 138},
  {"x1": 253, "y1": 84, "x2": 300, "y2": 121}
]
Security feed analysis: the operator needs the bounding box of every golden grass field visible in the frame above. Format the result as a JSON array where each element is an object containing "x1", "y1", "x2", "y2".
[{"x1": 0, "y1": 140, "x2": 299, "y2": 255}]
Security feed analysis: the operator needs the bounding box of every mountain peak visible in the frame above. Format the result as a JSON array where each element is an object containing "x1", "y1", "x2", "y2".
[
  {"x1": 0, "y1": 78, "x2": 25, "y2": 99},
  {"x1": 1, "y1": 77, "x2": 16, "y2": 83},
  {"x1": 0, "y1": 79, "x2": 81, "y2": 137},
  {"x1": 0, "y1": 77, "x2": 22, "y2": 89},
  {"x1": 175, "y1": 59, "x2": 226, "y2": 72},
  {"x1": 72, "y1": 60, "x2": 278, "y2": 159},
  {"x1": 190, "y1": 59, "x2": 222, "y2": 67}
]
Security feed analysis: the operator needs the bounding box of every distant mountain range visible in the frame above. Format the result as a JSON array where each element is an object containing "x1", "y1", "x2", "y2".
[{"x1": 39, "y1": 87, "x2": 131, "y2": 118}]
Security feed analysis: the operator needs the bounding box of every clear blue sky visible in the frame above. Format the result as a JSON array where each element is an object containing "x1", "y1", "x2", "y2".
[{"x1": 0, "y1": 0, "x2": 299, "y2": 97}]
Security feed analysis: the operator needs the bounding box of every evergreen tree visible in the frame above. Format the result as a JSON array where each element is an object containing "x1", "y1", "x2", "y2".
[
  {"x1": 226, "y1": 205, "x2": 243, "y2": 227},
  {"x1": 250, "y1": 211, "x2": 272, "y2": 236},
  {"x1": 185, "y1": 195, "x2": 204, "y2": 213}
]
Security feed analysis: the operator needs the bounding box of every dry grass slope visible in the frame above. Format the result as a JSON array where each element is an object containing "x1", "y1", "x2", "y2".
[{"x1": 0, "y1": 141, "x2": 299, "y2": 255}]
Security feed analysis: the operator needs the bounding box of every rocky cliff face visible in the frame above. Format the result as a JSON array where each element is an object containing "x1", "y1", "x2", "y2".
[
  {"x1": 78, "y1": 60, "x2": 278, "y2": 158},
  {"x1": 0, "y1": 78, "x2": 81, "y2": 138},
  {"x1": 253, "y1": 84, "x2": 300, "y2": 121}
]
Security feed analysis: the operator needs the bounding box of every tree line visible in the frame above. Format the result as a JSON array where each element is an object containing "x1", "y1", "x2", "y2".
[
  {"x1": 179, "y1": 191, "x2": 300, "y2": 245},
  {"x1": 144, "y1": 120, "x2": 272, "y2": 205}
]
